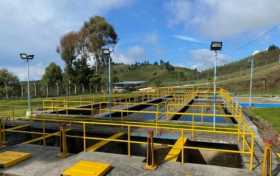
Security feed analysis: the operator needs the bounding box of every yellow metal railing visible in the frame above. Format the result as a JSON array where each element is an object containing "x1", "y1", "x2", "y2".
[
  {"x1": 0, "y1": 86, "x2": 257, "y2": 171},
  {"x1": 1, "y1": 116, "x2": 254, "y2": 171}
]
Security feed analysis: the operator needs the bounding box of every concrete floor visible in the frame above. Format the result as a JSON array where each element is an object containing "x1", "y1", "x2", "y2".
[{"x1": 0, "y1": 144, "x2": 252, "y2": 176}]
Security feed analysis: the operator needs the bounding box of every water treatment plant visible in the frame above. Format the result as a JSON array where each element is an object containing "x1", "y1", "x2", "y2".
[
  {"x1": 0, "y1": 86, "x2": 276, "y2": 176},
  {"x1": 2, "y1": 1, "x2": 280, "y2": 175}
]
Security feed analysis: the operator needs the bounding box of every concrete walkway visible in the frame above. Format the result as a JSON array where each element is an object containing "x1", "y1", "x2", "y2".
[{"x1": 0, "y1": 144, "x2": 252, "y2": 176}]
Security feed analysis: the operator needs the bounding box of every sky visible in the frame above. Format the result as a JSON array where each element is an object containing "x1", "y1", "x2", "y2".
[{"x1": 1, "y1": 0, "x2": 280, "y2": 80}]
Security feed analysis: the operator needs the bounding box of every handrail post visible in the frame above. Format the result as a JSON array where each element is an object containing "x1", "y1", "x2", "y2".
[
  {"x1": 0, "y1": 119, "x2": 3, "y2": 147},
  {"x1": 192, "y1": 113, "x2": 194, "y2": 139},
  {"x1": 181, "y1": 129, "x2": 184, "y2": 164},
  {"x1": 59, "y1": 124, "x2": 68, "y2": 158},
  {"x1": 261, "y1": 140, "x2": 272, "y2": 175},
  {"x1": 43, "y1": 120, "x2": 46, "y2": 146},
  {"x1": 128, "y1": 126, "x2": 131, "y2": 157},
  {"x1": 249, "y1": 135, "x2": 255, "y2": 171},
  {"x1": 83, "y1": 123, "x2": 86, "y2": 152}
]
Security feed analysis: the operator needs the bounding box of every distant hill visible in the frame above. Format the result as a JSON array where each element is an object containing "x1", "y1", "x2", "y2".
[
  {"x1": 111, "y1": 62, "x2": 199, "y2": 86},
  {"x1": 200, "y1": 48, "x2": 280, "y2": 95},
  {"x1": 106, "y1": 47, "x2": 280, "y2": 95}
]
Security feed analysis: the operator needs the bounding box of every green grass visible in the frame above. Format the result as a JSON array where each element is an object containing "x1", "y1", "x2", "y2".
[
  {"x1": 0, "y1": 92, "x2": 138, "y2": 118},
  {"x1": 0, "y1": 98, "x2": 43, "y2": 117},
  {"x1": 111, "y1": 64, "x2": 197, "y2": 85},
  {"x1": 248, "y1": 108, "x2": 280, "y2": 132}
]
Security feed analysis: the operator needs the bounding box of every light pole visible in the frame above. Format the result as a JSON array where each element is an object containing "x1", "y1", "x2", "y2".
[
  {"x1": 249, "y1": 56, "x2": 254, "y2": 107},
  {"x1": 102, "y1": 48, "x2": 112, "y2": 119},
  {"x1": 248, "y1": 51, "x2": 259, "y2": 107},
  {"x1": 210, "y1": 41, "x2": 223, "y2": 129},
  {"x1": 20, "y1": 53, "x2": 34, "y2": 116}
]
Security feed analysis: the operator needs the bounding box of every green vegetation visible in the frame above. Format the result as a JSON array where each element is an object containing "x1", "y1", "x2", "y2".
[
  {"x1": 200, "y1": 47, "x2": 280, "y2": 95},
  {"x1": 248, "y1": 108, "x2": 280, "y2": 132},
  {"x1": 58, "y1": 16, "x2": 118, "y2": 92},
  {"x1": 111, "y1": 61, "x2": 198, "y2": 86},
  {"x1": 0, "y1": 69, "x2": 20, "y2": 98},
  {"x1": 0, "y1": 98, "x2": 43, "y2": 117}
]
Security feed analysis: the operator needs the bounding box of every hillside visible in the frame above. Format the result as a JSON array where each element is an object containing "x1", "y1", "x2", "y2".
[
  {"x1": 111, "y1": 63, "x2": 199, "y2": 86},
  {"x1": 200, "y1": 48, "x2": 280, "y2": 95}
]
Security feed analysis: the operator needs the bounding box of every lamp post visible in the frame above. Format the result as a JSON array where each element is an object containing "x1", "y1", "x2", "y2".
[
  {"x1": 249, "y1": 51, "x2": 259, "y2": 107},
  {"x1": 102, "y1": 48, "x2": 112, "y2": 119},
  {"x1": 249, "y1": 56, "x2": 254, "y2": 107},
  {"x1": 210, "y1": 41, "x2": 223, "y2": 129},
  {"x1": 20, "y1": 53, "x2": 34, "y2": 116}
]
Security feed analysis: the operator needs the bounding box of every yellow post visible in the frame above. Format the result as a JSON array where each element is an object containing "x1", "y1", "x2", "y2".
[
  {"x1": 181, "y1": 129, "x2": 184, "y2": 164},
  {"x1": 155, "y1": 105, "x2": 159, "y2": 135},
  {"x1": 192, "y1": 113, "x2": 194, "y2": 139},
  {"x1": 59, "y1": 125, "x2": 68, "y2": 158},
  {"x1": 83, "y1": 123, "x2": 86, "y2": 152},
  {"x1": 237, "y1": 122, "x2": 240, "y2": 143},
  {"x1": 242, "y1": 134, "x2": 245, "y2": 152},
  {"x1": 127, "y1": 126, "x2": 131, "y2": 157},
  {"x1": 0, "y1": 119, "x2": 3, "y2": 147},
  {"x1": 261, "y1": 141, "x2": 272, "y2": 176},
  {"x1": 144, "y1": 130, "x2": 157, "y2": 170},
  {"x1": 43, "y1": 120, "x2": 46, "y2": 146},
  {"x1": 249, "y1": 135, "x2": 255, "y2": 171}
]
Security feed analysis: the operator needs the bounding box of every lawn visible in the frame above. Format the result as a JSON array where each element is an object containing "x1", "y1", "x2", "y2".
[
  {"x1": 248, "y1": 108, "x2": 280, "y2": 133},
  {"x1": 0, "y1": 92, "x2": 137, "y2": 118}
]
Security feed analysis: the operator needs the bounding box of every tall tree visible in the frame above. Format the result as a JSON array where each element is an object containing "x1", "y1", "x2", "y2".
[
  {"x1": 79, "y1": 16, "x2": 118, "y2": 72},
  {"x1": 58, "y1": 32, "x2": 79, "y2": 82},
  {"x1": 0, "y1": 69, "x2": 20, "y2": 98},
  {"x1": 41, "y1": 63, "x2": 63, "y2": 86},
  {"x1": 57, "y1": 16, "x2": 118, "y2": 91}
]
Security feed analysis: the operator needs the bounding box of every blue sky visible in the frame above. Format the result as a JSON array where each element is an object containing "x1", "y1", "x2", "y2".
[{"x1": 1, "y1": 0, "x2": 280, "y2": 80}]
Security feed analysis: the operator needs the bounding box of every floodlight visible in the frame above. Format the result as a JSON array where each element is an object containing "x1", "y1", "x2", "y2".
[
  {"x1": 210, "y1": 41, "x2": 223, "y2": 51},
  {"x1": 27, "y1": 54, "x2": 34, "y2": 60},
  {"x1": 20, "y1": 53, "x2": 28, "y2": 60},
  {"x1": 102, "y1": 48, "x2": 110, "y2": 56}
]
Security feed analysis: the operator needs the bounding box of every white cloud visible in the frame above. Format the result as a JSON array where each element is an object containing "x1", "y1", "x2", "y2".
[
  {"x1": 127, "y1": 45, "x2": 145, "y2": 60},
  {"x1": 6, "y1": 63, "x2": 45, "y2": 81},
  {"x1": 190, "y1": 49, "x2": 232, "y2": 70},
  {"x1": 167, "y1": 0, "x2": 280, "y2": 38},
  {"x1": 0, "y1": 0, "x2": 132, "y2": 79},
  {"x1": 113, "y1": 45, "x2": 146, "y2": 64},
  {"x1": 166, "y1": 0, "x2": 192, "y2": 26},
  {"x1": 173, "y1": 34, "x2": 203, "y2": 43}
]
